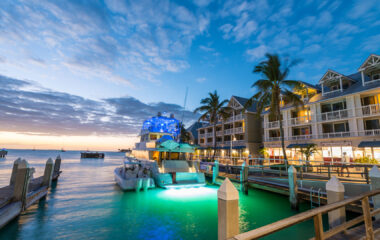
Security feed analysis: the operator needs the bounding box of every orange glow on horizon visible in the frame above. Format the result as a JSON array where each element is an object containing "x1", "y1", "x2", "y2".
[{"x1": 0, "y1": 131, "x2": 139, "y2": 151}]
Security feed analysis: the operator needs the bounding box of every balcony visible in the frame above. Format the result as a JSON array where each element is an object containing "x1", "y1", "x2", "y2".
[
  {"x1": 357, "y1": 104, "x2": 380, "y2": 117},
  {"x1": 216, "y1": 131, "x2": 223, "y2": 136},
  {"x1": 318, "y1": 109, "x2": 352, "y2": 122},
  {"x1": 199, "y1": 133, "x2": 205, "y2": 138},
  {"x1": 226, "y1": 113, "x2": 244, "y2": 122},
  {"x1": 205, "y1": 132, "x2": 214, "y2": 138},
  {"x1": 224, "y1": 129, "x2": 233, "y2": 135},
  {"x1": 234, "y1": 127, "x2": 244, "y2": 134},
  {"x1": 320, "y1": 131, "x2": 352, "y2": 138},
  {"x1": 359, "y1": 129, "x2": 380, "y2": 136},
  {"x1": 223, "y1": 140, "x2": 246, "y2": 146},
  {"x1": 290, "y1": 116, "x2": 312, "y2": 126},
  {"x1": 289, "y1": 134, "x2": 314, "y2": 140},
  {"x1": 266, "y1": 120, "x2": 283, "y2": 129}
]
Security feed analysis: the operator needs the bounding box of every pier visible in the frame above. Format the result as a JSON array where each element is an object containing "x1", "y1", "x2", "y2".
[{"x1": 0, "y1": 155, "x2": 62, "y2": 229}]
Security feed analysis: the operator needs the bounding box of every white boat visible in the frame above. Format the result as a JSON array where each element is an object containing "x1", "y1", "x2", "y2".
[
  {"x1": 130, "y1": 112, "x2": 206, "y2": 189},
  {"x1": 114, "y1": 157, "x2": 155, "y2": 191}
]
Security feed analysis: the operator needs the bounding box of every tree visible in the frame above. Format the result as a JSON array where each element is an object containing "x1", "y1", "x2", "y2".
[
  {"x1": 299, "y1": 144, "x2": 318, "y2": 165},
  {"x1": 244, "y1": 54, "x2": 303, "y2": 165},
  {"x1": 179, "y1": 123, "x2": 191, "y2": 143},
  {"x1": 194, "y1": 90, "x2": 230, "y2": 160}
]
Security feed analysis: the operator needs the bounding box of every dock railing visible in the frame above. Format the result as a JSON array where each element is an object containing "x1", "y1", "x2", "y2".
[
  {"x1": 231, "y1": 189, "x2": 380, "y2": 240},
  {"x1": 199, "y1": 157, "x2": 380, "y2": 183}
]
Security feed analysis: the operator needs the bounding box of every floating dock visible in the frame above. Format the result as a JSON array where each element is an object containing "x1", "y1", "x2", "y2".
[
  {"x1": 80, "y1": 152, "x2": 104, "y2": 158},
  {"x1": 0, "y1": 155, "x2": 62, "y2": 229}
]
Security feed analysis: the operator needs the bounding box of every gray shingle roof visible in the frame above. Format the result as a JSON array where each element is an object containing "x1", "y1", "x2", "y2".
[{"x1": 232, "y1": 96, "x2": 257, "y2": 112}]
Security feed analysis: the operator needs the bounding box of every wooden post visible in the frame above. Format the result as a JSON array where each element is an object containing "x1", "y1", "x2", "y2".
[
  {"x1": 240, "y1": 161, "x2": 249, "y2": 195},
  {"x1": 218, "y1": 178, "x2": 239, "y2": 240},
  {"x1": 365, "y1": 166, "x2": 370, "y2": 184},
  {"x1": 313, "y1": 213, "x2": 324, "y2": 240},
  {"x1": 326, "y1": 176, "x2": 345, "y2": 228},
  {"x1": 369, "y1": 166, "x2": 380, "y2": 219},
  {"x1": 10, "y1": 158, "x2": 21, "y2": 185},
  {"x1": 362, "y1": 196, "x2": 374, "y2": 240},
  {"x1": 54, "y1": 155, "x2": 61, "y2": 177},
  {"x1": 288, "y1": 166, "x2": 298, "y2": 210},
  {"x1": 12, "y1": 159, "x2": 30, "y2": 209},
  {"x1": 42, "y1": 158, "x2": 54, "y2": 188},
  {"x1": 213, "y1": 160, "x2": 219, "y2": 184}
]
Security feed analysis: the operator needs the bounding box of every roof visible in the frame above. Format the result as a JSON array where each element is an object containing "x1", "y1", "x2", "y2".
[
  {"x1": 318, "y1": 69, "x2": 356, "y2": 85},
  {"x1": 358, "y1": 54, "x2": 380, "y2": 72},
  {"x1": 358, "y1": 141, "x2": 380, "y2": 148},
  {"x1": 231, "y1": 96, "x2": 257, "y2": 112},
  {"x1": 299, "y1": 81, "x2": 321, "y2": 91}
]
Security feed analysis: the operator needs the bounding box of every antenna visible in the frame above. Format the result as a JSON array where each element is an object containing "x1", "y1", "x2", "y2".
[{"x1": 179, "y1": 87, "x2": 188, "y2": 143}]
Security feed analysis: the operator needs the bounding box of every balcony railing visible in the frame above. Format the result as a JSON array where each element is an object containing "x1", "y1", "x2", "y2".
[
  {"x1": 320, "y1": 131, "x2": 351, "y2": 138},
  {"x1": 318, "y1": 109, "x2": 351, "y2": 121},
  {"x1": 216, "y1": 131, "x2": 223, "y2": 136},
  {"x1": 224, "y1": 129, "x2": 233, "y2": 135},
  {"x1": 199, "y1": 133, "x2": 205, "y2": 138},
  {"x1": 234, "y1": 127, "x2": 244, "y2": 134},
  {"x1": 205, "y1": 132, "x2": 213, "y2": 137},
  {"x1": 266, "y1": 120, "x2": 284, "y2": 128},
  {"x1": 223, "y1": 140, "x2": 246, "y2": 146},
  {"x1": 289, "y1": 134, "x2": 313, "y2": 140},
  {"x1": 226, "y1": 113, "x2": 244, "y2": 122},
  {"x1": 360, "y1": 129, "x2": 380, "y2": 136},
  {"x1": 289, "y1": 116, "x2": 312, "y2": 126},
  {"x1": 357, "y1": 104, "x2": 380, "y2": 117}
]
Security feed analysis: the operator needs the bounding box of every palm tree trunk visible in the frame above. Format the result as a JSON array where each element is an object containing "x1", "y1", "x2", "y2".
[
  {"x1": 212, "y1": 122, "x2": 217, "y2": 161},
  {"x1": 277, "y1": 107, "x2": 288, "y2": 165}
]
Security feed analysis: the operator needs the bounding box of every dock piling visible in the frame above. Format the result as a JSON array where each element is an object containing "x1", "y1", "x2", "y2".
[
  {"x1": 53, "y1": 155, "x2": 62, "y2": 178},
  {"x1": 212, "y1": 160, "x2": 219, "y2": 184},
  {"x1": 369, "y1": 166, "x2": 380, "y2": 219},
  {"x1": 12, "y1": 159, "x2": 31, "y2": 209},
  {"x1": 218, "y1": 178, "x2": 239, "y2": 240},
  {"x1": 42, "y1": 158, "x2": 54, "y2": 188},
  {"x1": 240, "y1": 161, "x2": 249, "y2": 195},
  {"x1": 326, "y1": 176, "x2": 345, "y2": 228},
  {"x1": 288, "y1": 165, "x2": 298, "y2": 210},
  {"x1": 10, "y1": 158, "x2": 22, "y2": 185}
]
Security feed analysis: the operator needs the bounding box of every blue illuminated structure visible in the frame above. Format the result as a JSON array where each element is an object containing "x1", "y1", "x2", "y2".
[{"x1": 141, "y1": 115, "x2": 180, "y2": 138}]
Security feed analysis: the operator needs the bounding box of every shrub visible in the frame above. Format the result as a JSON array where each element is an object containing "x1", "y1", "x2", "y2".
[{"x1": 354, "y1": 156, "x2": 378, "y2": 164}]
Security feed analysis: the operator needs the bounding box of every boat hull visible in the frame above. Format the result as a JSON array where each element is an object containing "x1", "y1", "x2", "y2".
[{"x1": 114, "y1": 168, "x2": 155, "y2": 191}]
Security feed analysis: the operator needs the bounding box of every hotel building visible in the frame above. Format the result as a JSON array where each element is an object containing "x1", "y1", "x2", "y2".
[
  {"x1": 196, "y1": 96, "x2": 262, "y2": 160},
  {"x1": 196, "y1": 54, "x2": 380, "y2": 163},
  {"x1": 263, "y1": 54, "x2": 380, "y2": 163}
]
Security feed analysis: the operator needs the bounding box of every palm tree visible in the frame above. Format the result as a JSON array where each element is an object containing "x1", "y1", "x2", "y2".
[
  {"x1": 179, "y1": 123, "x2": 191, "y2": 143},
  {"x1": 194, "y1": 90, "x2": 230, "y2": 160},
  {"x1": 244, "y1": 54, "x2": 303, "y2": 165}
]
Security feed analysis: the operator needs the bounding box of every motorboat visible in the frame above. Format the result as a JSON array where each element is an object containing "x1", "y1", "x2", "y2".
[{"x1": 114, "y1": 156, "x2": 155, "y2": 191}]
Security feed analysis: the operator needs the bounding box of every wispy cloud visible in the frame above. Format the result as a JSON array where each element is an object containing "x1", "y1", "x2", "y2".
[
  {"x1": 196, "y1": 77, "x2": 207, "y2": 83},
  {"x1": 0, "y1": 75, "x2": 198, "y2": 136}
]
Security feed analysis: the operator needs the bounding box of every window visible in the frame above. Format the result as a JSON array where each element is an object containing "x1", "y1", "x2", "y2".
[
  {"x1": 207, "y1": 138, "x2": 212, "y2": 143},
  {"x1": 334, "y1": 123, "x2": 347, "y2": 132},
  {"x1": 322, "y1": 122, "x2": 349, "y2": 133},
  {"x1": 292, "y1": 126, "x2": 311, "y2": 136},
  {"x1": 372, "y1": 73, "x2": 380, "y2": 80},
  {"x1": 321, "y1": 100, "x2": 346, "y2": 113},
  {"x1": 361, "y1": 96, "x2": 376, "y2": 106},
  {"x1": 365, "y1": 119, "x2": 380, "y2": 130},
  {"x1": 200, "y1": 129, "x2": 205, "y2": 134},
  {"x1": 330, "y1": 84, "x2": 339, "y2": 91},
  {"x1": 322, "y1": 124, "x2": 333, "y2": 133},
  {"x1": 269, "y1": 129, "x2": 280, "y2": 137}
]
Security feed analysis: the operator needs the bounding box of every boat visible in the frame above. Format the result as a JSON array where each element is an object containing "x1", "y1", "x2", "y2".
[
  {"x1": 80, "y1": 152, "x2": 105, "y2": 158},
  {"x1": 114, "y1": 157, "x2": 155, "y2": 191},
  {"x1": 61, "y1": 148, "x2": 66, "y2": 152},
  {"x1": 130, "y1": 112, "x2": 205, "y2": 189},
  {"x1": 0, "y1": 148, "x2": 7, "y2": 158}
]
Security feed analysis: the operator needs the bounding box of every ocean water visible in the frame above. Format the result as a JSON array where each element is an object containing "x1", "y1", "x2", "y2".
[{"x1": 0, "y1": 150, "x2": 319, "y2": 240}]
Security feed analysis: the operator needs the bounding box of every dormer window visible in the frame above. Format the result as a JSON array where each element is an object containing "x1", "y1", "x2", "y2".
[
  {"x1": 358, "y1": 54, "x2": 380, "y2": 86},
  {"x1": 319, "y1": 70, "x2": 356, "y2": 96}
]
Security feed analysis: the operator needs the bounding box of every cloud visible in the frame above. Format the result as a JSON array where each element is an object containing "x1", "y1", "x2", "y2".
[
  {"x1": 246, "y1": 45, "x2": 268, "y2": 61},
  {"x1": 0, "y1": 0, "x2": 211, "y2": 88},
  {"x1": 301, "y1": 44, "x2": 321, "y2": 54},
  {"x1": 0, "y1": 75, "x2": 198, "y2": 136},
  {"x1": 196, "y1": 77, "x2": 206, "y2": 83}
]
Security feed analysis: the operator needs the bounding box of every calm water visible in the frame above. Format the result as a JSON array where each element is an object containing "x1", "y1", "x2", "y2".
[{"x1": 0, "y1": 150, "x2": 319, "y2": 240}]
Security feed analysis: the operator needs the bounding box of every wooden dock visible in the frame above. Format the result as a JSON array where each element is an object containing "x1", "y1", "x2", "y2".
[{"x1": 0, "y1": 156, "x2": 62, "y2": 229}]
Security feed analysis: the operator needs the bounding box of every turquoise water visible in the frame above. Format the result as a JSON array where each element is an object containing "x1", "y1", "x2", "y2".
[{"x1": 0, "y1": 150, "x2": 319, "y2": 240}]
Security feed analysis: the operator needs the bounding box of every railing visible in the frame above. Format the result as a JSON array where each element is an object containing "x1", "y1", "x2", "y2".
[
  {"x1": 358, "y1": 104, "x2": 380, "y2": 116},
  {"x1": 265, "y1": 136, "x2": 282, "y2": 142},
  {"x1": 224, "y1": 129, "x2": 233, "y2": 135},
  {"x1": 318, "y1": 109, "x2": 351, "y2": 121},
  {"x1": 322, "y1": 89, "x2": 341, "y2": 96},
  {"x1": 364, "y1": 78, "x2": 380, "y2": 85},
  {"x1": 321, "y1": 131, "x2": 351, "y2": 138},
  {"x1": 360, "y1": 129, "x2": 380, "y2": 136},
  {"x1": 216, "y1": 131, "x2": 223, "y2": 136},
  {"x1": 205, "y1": 132, "x2": 213, "y2": 137},
  {"x1": 290, "y1": 115, "x2": 312, "y2": 126},
  {"x1": 235, "y1": 127, "x2": 244, "y2": 134},
  {"x1": 232, "y1": 189, "x2": 380, "y2": 240},
  {"x1": 289, "y1": 134, "x2": 313, "y2": 140},
  {"x1": 226, "y1": 114, "x2": 244, "y2": 122},
  {"x1": 199, "y1": 133, "x2": 205, "y2": 138},
  {"x1": 266, "y1": 121, "x2": 282, "y2": 128}
]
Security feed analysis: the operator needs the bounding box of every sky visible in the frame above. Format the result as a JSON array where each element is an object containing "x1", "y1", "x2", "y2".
[{"x1": 0, "y1": 0, "x2": 379, "y2": 150}]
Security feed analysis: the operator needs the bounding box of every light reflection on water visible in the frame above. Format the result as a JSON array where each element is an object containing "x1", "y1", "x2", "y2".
[{"x1": 0, "y1": 150, "x2": 316, "y2": 240}]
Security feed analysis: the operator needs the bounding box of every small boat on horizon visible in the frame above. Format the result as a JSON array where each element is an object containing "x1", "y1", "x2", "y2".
[
  {"x1": 0, "y1": 148, "x2": 7, "y2": 158},
  {"x1": 80, "y1": 152, "x2": 105, "y2": 159}
]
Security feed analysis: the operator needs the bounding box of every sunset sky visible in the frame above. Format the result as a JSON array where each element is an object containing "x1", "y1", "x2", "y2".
[{"x1": 0, "y1": 0, "x2": 379, "y2": 150}]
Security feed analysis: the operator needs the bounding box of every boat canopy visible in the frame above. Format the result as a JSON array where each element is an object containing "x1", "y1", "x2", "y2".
[{"x1": 156, "y1": 140, "x2": 195, "y2": 153}]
